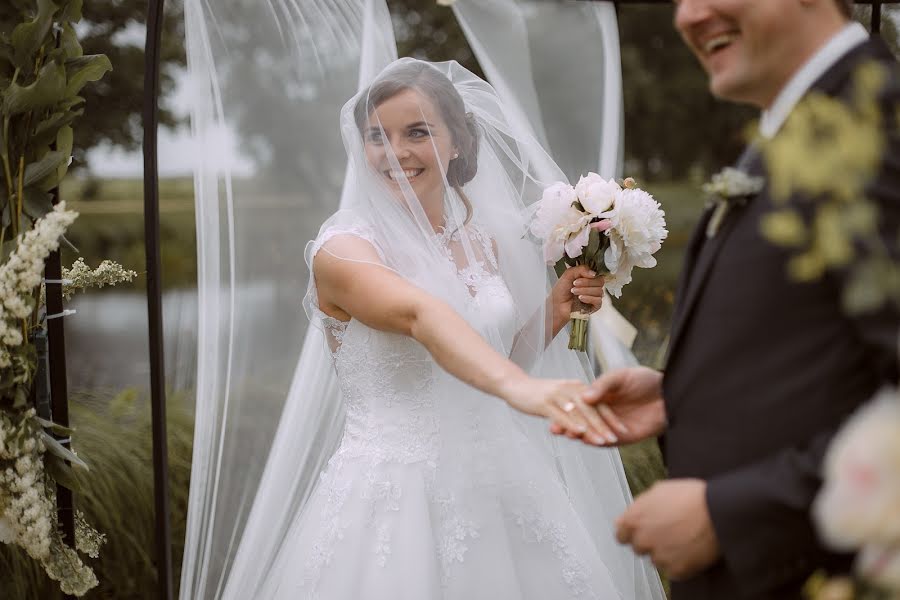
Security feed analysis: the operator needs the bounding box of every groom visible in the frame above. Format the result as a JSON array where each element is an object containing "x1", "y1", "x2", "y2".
[{"x1": 570, "y1": 1, "x2": 900, "y2": 598}]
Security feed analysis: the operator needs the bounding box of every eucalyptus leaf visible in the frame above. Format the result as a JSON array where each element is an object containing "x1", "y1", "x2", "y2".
[
  {"x1": 41, "y1": 430, "x2": 89, "y2": 469},
  {"x1": 45, "y1": 453, "x2": 84, "y2": 493},
  {"x1": 52, "y1": 124, "x2": 73, "y2": 184},
  {"x1": 60, "y1": 0, "x2": 83, "y2": 24},
  {"x1": 64, "y1": 54, "x2": 111, "y2": 96},
  {"x1": 10, "y1": 0, "x2": 58, "y2": 72},
  {"x1": 31, "y1": 108, "x2": 81, "y2": 148},
  {"x1": 23, "y1": 149, "x2": 65, "y2": 186},
  {"x1": 35, "y1": 415, "x2": 75, "y2": 436},
  {"x1": 13, "y1": 386, "x2": 28, "y2": 408},
  {"x1": 1, "y1": 62, "x2": 66, "y2": 115},
  {"x1": 22, "y1": 187, "x2": 52, "y2": 218},
  {"x1": 0, "y1": 42, "x2": 14, "y2": 67},
  {"x1": 58, "y1": 22, "x2": 81, "y2": 58},
  {"x1": 58, "y1": 94, "x2": 84, "y2": 110},
  {"x1": 1, "y1": 239, "x2": 16, "y2": 261}
]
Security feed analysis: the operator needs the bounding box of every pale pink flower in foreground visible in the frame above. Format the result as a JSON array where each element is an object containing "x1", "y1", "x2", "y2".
[
  {"x1": 858, "y1": 544, "x2": 900, "y2": 589},
  {"x1": 814, "y1": 389, "x2": 900, "y2": 550}
]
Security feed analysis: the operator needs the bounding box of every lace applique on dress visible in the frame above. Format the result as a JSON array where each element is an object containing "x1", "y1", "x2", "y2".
[{"x1": 512, "y1": 482, "x2": 596, "y2": 598}]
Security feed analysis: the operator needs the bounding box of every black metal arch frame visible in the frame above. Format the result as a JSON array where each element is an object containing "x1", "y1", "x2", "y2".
[{"x1": 134, "y1": 1, "x2": 897, "y2": 598}]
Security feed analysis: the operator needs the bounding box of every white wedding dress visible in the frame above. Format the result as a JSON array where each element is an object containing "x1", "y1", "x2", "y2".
[{"x1": 258, "y1": 220, "x2": 635, "y2": 599}]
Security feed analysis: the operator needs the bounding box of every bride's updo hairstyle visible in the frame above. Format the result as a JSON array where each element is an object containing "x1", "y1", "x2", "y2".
[{"x1": 354, "y1": 61, "x2": 479, "y2": 224}]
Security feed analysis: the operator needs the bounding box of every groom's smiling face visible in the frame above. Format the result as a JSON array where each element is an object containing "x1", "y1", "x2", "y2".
[{"x1": 674, "y1": 0, "x2": 825, "y2": 108}]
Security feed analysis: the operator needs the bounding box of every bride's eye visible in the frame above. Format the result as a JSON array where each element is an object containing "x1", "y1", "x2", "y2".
[
  {"x1": 366, "y1": 130, "x2": 384, "y2": 144},
  {"x1": 408, "y1": 128, "x2": 429, "y2": 139}
]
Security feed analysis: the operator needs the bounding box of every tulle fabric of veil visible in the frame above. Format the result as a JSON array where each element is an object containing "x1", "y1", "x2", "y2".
[
  {"x1": 181, "y1": 0, "x2": 662, "y2": 598},
  {"x1": 450, "y1": 0, "x2": 639, "y2": 359}
]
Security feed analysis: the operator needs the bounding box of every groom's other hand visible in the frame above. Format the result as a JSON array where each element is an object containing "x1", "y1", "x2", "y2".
[
  {"x1": 568, "y1": 366, "x2": 667, "y2": 445},
  {"x1": 616, "y1": 479, "x2": 720, "y2": 580}
]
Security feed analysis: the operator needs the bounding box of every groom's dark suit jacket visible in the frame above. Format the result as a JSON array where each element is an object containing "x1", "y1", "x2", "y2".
[{"x1": 662, "y1": 37, "x2": 900, "y2": 600}]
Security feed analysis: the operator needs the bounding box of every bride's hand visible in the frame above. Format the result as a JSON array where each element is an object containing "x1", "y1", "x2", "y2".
[
  {"x1": 499, "y1": 376, "x2": 612, "y2": 445},
  {"x1": 550, "y1": 265, "x2": 605, "y2": 329}
]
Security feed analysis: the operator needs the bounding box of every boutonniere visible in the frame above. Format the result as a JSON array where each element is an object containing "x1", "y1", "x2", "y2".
[{"x1": 702, "y1": 167, "x2": 765, "y2": 238}]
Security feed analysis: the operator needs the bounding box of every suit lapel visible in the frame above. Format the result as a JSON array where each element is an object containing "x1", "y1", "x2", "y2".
[
  {"x1": 662, "y1": 36, "x2": 889, "y2": 370},
  {"x1": 664, "y1": 147, "x2": 762, "y2": 369}
]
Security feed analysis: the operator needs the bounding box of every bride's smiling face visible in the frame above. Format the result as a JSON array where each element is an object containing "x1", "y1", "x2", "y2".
[{"x1": 362, "y1": 88, "x2": 456, "y2": 205}]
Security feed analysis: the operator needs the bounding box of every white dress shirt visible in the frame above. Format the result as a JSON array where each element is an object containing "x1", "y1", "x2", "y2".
[{"x1": 759, "y1": 22, "x2": 870, "y2": 139}]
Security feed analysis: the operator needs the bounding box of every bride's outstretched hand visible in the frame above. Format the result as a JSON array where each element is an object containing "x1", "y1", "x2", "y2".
[
  {"x1": 500, "y1": 377, "x2": 619, "y2": 446},
  {"x1": 552, "y1": 366, "x2": 667, "y2": 446}
]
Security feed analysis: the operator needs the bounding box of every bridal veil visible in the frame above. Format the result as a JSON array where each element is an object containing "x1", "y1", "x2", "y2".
[{"x1": 180, "y1": 1, "x2": 660, "y2": 598}]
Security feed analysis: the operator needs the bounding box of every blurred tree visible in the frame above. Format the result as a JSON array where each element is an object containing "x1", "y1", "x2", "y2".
[
  {"x1": 388, "y1": 0, "x2": 480, "y2": 74},
  {"x1": 616, "y1": 4, "x2": 755, "y2": 180},
  {"x1": 74, "y1": 0, "x2": 185, "y2": 170},
  {"x1": 0, "y1": 0, "x2": 186, "y2": 172}
]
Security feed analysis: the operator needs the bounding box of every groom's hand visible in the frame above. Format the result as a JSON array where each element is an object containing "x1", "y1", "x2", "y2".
[
  {"x1": 616, "y1": 479, "x2": 720, "y2": 580},
  {"x1": 550, "y1": 366, "x2": 667, "y2": 445}
]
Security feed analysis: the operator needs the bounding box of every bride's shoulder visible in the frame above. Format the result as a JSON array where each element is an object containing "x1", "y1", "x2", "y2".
[{"x1": 308, "y1": 209, "x2": 383, "y2": 260}]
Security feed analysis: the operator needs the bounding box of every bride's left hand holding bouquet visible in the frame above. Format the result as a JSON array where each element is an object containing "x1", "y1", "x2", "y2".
[{"x1": 530, "y1": 173, "x2": 668, "y2": 351}]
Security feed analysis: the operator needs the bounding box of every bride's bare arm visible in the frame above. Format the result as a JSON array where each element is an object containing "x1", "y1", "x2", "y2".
[{"x1": 313, "y1": 235, "x2": 606, "y2": 440}]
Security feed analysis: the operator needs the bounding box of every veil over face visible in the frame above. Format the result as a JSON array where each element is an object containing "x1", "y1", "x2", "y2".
[{"x1": 307, "y1": 58, "x2": 572, "y2": 369}]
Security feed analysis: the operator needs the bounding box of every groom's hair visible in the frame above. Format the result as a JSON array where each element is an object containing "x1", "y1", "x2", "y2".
[{"x1": 354, "y1": 61, "x2": 479, "y2": 225}]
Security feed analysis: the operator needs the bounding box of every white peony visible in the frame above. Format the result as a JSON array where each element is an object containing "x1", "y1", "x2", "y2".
[
  {"x1": 606, "y1": 188, "x2": 667, "y2": 259},
  {"x1": 542, "y1": 206, "x2": 591, "y2": 265},
  {"x1": 574, "y1": 172, "x2": 619, "y2": 216},
  {"x1": 530, "y1": 182, "x2": 578, "y2": 239},
  {"x1": 813, "y1": 390, "x2": 900, "y2": 552},
  {"x1": 601, "y1": 188, "x2": 667, "y2": 296},
  {"x1": 564, "y1": 223, "x2": 592, "y2": 260}
]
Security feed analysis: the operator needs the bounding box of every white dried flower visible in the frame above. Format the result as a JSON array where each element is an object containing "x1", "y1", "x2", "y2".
[{"x1": 0, "y1": 513, "x2": 14, "y2": 544}]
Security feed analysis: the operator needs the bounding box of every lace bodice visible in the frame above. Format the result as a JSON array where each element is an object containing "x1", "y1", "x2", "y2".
[{"x1": 309, "y1": 221, "x2": 517, "y2": 466}]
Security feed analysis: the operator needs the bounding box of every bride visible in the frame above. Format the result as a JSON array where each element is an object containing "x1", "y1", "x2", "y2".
[{"x1": 247, "y1": 58, "x2": 665, "y2": 599}]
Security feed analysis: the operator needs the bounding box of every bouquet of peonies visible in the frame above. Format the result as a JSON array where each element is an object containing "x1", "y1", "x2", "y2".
[{"x1": 530, "y1": 173, "x2": 667, "y2": 351}]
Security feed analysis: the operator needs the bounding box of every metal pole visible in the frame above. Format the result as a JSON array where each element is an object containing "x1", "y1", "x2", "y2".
[
  {"x1": 142, "y1": 0, "x2": 174, "y2": 597},
  {"x1": 45, "y1": 187, "x2": 76, "y2": 600}
]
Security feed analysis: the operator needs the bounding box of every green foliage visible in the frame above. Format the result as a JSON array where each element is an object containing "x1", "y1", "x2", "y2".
[
  {"x1": 0, "y1": 0, "x2": 111, "y2": 245},
  {"x1": 0, "y1": 389, "x2": 194, "y2": 599},
  {"x1": 758, "y1": 61, "x2": 900, "y2": 314},
  {"x1": 69, "y1": 0, "x2": 185, "y2": 170}
]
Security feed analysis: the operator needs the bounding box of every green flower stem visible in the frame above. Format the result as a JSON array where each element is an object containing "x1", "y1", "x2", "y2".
[{"x1": 567, "y1": 297, "x2": 591, "y2": 352}]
